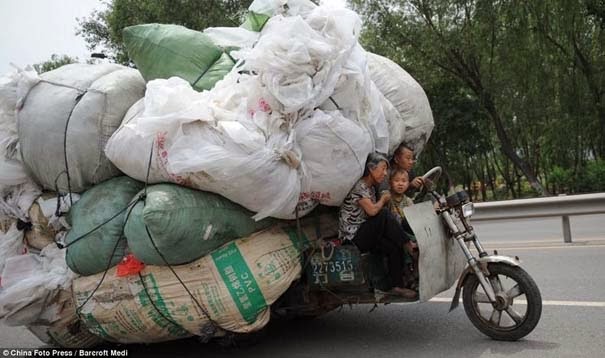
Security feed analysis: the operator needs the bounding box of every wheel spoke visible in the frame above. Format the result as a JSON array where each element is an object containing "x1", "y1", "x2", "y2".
[
  {"x1": 489, "y1": 309, "x2": 502, "y2": 326},
  {"x1": 488, "y1": 275, "x2": 503, "y2": 294},
  {"x1": 475, "y1": 291, "x2": 492, "y2": 303},
  {"x1": 505, "y1": 307, "x2": 524, "y2": 324},
  {"x1": 506, "y1": 284, "x2": 523, "y2": 299}
]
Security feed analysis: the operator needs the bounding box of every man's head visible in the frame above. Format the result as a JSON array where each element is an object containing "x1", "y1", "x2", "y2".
[{"x1": 392, "y1": 143, "x2": 415, "y2": 171}]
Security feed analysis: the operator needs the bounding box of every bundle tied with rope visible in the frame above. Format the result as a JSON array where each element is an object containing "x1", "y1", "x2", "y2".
[
  {"x1": 17, "y1": 63, "x2": 146, "y2": 194},
  {"x1": 71, "y1": 211, "x2": 339, "y2": 343},
  {"x1": 70, "y1": 143, "x2": 205, "y2": 342},
  {"x1": 64, "y1": 141, "x2": 333, "y2": 343}
]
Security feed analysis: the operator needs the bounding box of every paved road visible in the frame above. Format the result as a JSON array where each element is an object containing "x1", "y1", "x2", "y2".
[{"x1": 1, "y1": 216, "x2": 604, "y2": 357}]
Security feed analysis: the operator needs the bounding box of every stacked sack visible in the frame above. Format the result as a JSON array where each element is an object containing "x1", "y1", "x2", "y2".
[
  {"x1": 73, "y1": 215, "x2": 337, "y2": 343},
  {"x1": 0, "y1": 0, "x2": 434, "y2": 347},
  {"x1": 0, "y1": 63, "x2": 145, "y2": 347}
]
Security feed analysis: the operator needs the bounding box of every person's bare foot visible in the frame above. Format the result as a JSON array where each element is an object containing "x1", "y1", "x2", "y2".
[{"x1": 390, "y1": 287, "x2": 418, "y2": 299}]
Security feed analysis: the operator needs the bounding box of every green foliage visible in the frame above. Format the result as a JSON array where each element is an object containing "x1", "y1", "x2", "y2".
[
  {"x1": 33, "y1": 54, "x2": 78, "y2": 74},
  {"x1": 77, "y1": 0, "x2": 253, "y2": 64},
  {"x1": 416, "y1": 78, "x2": 489, "y2": 189},
  {"x1": 578, "y1": 160, "x2": 605, "y2": 192},
  {"x1": 548, "y1": 166, "x2": 573, "y2": 194},
  {"x1": 586, "y1": 0, "x2": 605, "y2": 27},
  {"x1": 353, "y1": 0, "x2": 605, "y2": 199}
]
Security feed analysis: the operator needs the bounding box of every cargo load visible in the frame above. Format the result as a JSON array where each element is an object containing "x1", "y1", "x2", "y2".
[
  {"x1": 366, "y1": 53, "x2": 434, "y2": 154},
  {"x1": 125, "y1": 183, "x2": 275, "y2": 265},
  {"x1": 73, "y1": 214, "x2": 337, "y2": 343},
  {"x1": 123, "y1": 24, "x2": 234, "y2": 92},
  {"x1": 65, "y1": 177, "x2": 143, "y2": 276},
  {"x1": 0, "y1": 0, "x2": 437, "y2": 348},
  {"x1": 17, "y1": 64, "x2": 145, "y2": 193}
]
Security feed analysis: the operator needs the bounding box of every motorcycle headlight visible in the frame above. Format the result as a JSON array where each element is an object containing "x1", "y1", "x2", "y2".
[{"x1": 462, "y1": 202, "x2": 474, "y2": 217}]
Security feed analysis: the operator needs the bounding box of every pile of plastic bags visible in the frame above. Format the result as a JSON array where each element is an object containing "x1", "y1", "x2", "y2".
[
  {"x1": 0, "y1": 0, "x2": 434, "y2": 347},
  {"x1": 106, "y1": 0, "x2": 434, "y2": 221}
]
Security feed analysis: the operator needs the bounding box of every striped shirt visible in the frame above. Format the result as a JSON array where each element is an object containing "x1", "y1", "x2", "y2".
[{"x1": 338, "y1": 179, "x2": 375, "y2": 242}]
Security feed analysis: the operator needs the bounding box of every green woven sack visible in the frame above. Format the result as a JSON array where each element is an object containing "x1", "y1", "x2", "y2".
[
  {"x1": 65, "y1": 177, "x2": 144, "y2": 276},
  {"x1": 123, "y1": 24, "x2": 235, "y2": 91},
  {"x1": 241, "y1": 12, "x2": 271, "y2": 32},
  {"x1": 201, "y1": 52, "x2": 235, "y2": 88},
  {"x1": 124, "y1": 184, "x2": 275, "y2": 266}
]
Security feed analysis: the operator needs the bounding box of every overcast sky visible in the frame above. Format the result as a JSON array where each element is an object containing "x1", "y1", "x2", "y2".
[{"x1": 0, "y1": 0, "x2": 106, "y2": 74}]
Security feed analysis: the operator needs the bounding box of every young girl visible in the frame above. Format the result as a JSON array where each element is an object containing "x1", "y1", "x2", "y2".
[
  {"x1": 388, "y1": 168, "x2": 415, "y2": 222},
  {"x1": 388, "y1": 168, "x2": 419, "y2": 289}
]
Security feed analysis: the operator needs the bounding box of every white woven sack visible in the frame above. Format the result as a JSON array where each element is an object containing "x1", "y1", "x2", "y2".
[
  {"x1": 17, "y1": 64, "x2": 146, "y2": 193},
  {"x1": 366, "y1": 53, "x2": 434, "y2": 154}
]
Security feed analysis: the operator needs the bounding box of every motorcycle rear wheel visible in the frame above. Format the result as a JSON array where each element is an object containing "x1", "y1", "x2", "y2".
[{"x1": 463, "y1": 262, "x2": 542, "y2": 341}]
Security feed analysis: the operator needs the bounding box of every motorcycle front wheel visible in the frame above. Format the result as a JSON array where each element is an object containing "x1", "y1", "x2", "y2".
[{"x1": 463, "y1": 262, "x2": 542, "y2": 341}]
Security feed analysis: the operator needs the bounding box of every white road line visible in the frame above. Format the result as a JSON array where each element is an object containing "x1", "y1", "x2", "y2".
[
  {"x1": 428, "y1": 297, "x2": 605, "y2": 307},
  {"x1": 484, "y1": 238, "x2": 605, "y2": 245},
  {"x1": 481, "y1": 239, "x2": 605, "y2": 248},
  {"x1": 482, "y1": 244, "x2": 605, "y2": 251}
]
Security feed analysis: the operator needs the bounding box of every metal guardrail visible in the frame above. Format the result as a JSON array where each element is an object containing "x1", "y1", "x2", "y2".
[{"x1": 472, "y1": 193, "x2": 605, "y2": 243}]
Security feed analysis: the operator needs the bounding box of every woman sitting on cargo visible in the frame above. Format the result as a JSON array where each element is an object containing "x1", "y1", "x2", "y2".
[{"x1": 338, "y1": 152, "x2": 418, "y2": 299}]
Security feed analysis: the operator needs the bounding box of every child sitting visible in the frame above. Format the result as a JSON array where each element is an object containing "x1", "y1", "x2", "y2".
[{"x1": 388, "y1": 168, "x2": 419, "y2": 289}]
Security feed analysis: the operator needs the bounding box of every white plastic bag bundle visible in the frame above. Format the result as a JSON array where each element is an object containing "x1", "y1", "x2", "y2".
[
  {"x1": 0, "y1": 136, "x2": 39, "y2": 222},
  {"x1": 0, "y1": 182, "x2": 40, "y2": 222},
  {"x1": 319, "y1": 45, "x2": 390, "y2": 153},
  {"x1": 373, "y1": 83, "x2": 406, "y2": 155},
  {"x1": 107, "y1": 76, "x2": 311, "y2": 220},
  {"x1": 0, "y1": 132, "x2": 34, "y2": 190},
  {"x1": 104, "y1": 99, "x2": 167, "y2": 184},
  {"x1": 17, "y1": 63, "x2": 146, "y2": 193},
  {"x1": 0, "y1": 67, "x2": 41, "y2": 220},
  {"x1": 0, "y1": 223, "x2": 24, "y2": 276},
  {"x1": 0, "y1": 136, "x2": 40, "y2": 221},
  {"x1": 366, "y1": 53, "x2": 434, "y2": 154},
  {"x1": 0, "y1": 244, "x2": 74, "y2": 326},
  {"x1": 0, "y1": 73, "x2": 19, "y2": 121},
  {"x1": 105, "y1": 76, "x2": 238, "y2": 185},
  {"x1": 168, "y1": 126, "x2": 309, "y2": 220},
  {"x1": 248, "y1": 0, "x2": 317, "y2": 18},
  {"x1": 203, "y1": 27, "x2": 260, "y2": 51},
  {"x1": 0, "y1": 155, "x2": 29, "y2": 187},
  {"x1": 239, "y1": 6, "x2": 361, "y2": 114},
  {"x1": 0, "y1": 66, "x2": 39, "y2": 138},
  {"x1": 296, "y1": 110, "x2": 372, "y2": 206}
]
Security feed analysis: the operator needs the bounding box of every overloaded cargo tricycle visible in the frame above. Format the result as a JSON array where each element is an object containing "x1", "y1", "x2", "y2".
[{"x1": 272, "y1": 167, "x2": 542, "y2": 341}]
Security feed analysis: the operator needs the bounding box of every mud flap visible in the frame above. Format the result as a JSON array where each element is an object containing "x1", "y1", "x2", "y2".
[
  {"x1": 448, "y1": 266, "x2": 478, "y2": 312},
  {"x1": 404, "y1": 201, "x2": 467, "y2": 302},
  {"x1": 450, "y1": 285, "x2": 463, "y2": 312}
]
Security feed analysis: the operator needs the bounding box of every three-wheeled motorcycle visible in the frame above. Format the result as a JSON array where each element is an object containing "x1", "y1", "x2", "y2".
[{"x1": 271, "y1": 167, "x2": 542, "y2": 341}]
